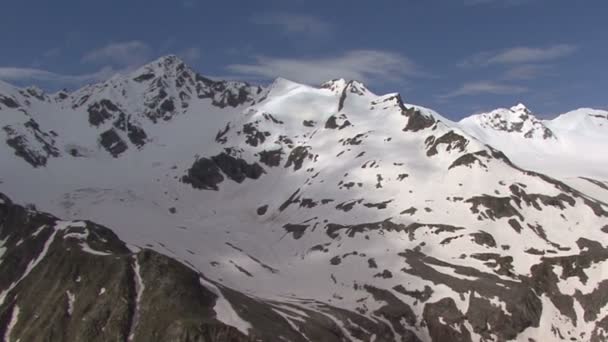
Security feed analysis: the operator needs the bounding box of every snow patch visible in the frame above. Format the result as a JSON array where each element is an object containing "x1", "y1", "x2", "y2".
[
  {"x1": 66, "y1": 290, "x2": 75, "y2": 315},
  {"x1": 127, "y1": 256, "x2": 144, "y2": 342},
  {"x1": 3, "y1": 305, "x2": 20, "y2": 342},
  {"x1": 79, "y1": 242, "x2": 112, "y2": 256},
  {"x1": 199, "y1": 276, "x2": 251, "y2": 335}
]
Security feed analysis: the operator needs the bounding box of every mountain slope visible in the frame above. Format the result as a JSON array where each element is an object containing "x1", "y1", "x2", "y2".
[{"x1": 1, "y1": 57, "x2": 608, "y2": 342}]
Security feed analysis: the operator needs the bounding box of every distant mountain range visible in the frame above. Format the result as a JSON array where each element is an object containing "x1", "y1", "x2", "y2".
[{"x1": 1, "y1": 55, "x2": 607, "y2": 342}]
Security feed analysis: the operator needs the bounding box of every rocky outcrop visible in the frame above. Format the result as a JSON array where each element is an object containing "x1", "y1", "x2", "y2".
[{"x1": 0, "y1": 193, "x2": 251, "y2": 342}]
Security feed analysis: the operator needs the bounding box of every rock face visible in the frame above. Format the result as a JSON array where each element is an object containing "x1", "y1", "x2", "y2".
[
  {"x1": 0, "y1": 193, "x2": 249, "y2": 342},
  {"x1": 1, "y1": 57, "x2": 608, "y2": 342},
  {"x1": 3, "y1": 118, "x2": 59, "y2": 167}
]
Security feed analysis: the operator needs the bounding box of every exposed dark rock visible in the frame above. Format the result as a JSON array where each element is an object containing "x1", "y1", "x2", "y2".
[
  {"x1": 325, "y1": 114, "x2": 352, "y2": 130},
  {"x1": 302, "y1": 120, "x2": 315, "y2": 127},
  {"x1": 299, "y1": 198, "x2": 318, "y2": 208},
  {"x1": 230, "y1": 260, "x2": 254, "y2": 277},
  {"x1": 126, "y1": 124, "x2": 147, "y2": 147},
  {"x1": 509, "y1": 183, "x2": 576, "y2": 212},
  {"x1": 211, "y1": 152, "x2": 265, "y2": 184},
  {"x1": 215, "y1": 123, "x2": 231, "y2": 144},
  {"x1": 363, "y1": 200, "x2": 392, "y2": 210},
  {"x1": 283, "y1": 223, "x2": 308, "y2": 240},
  {"x1": 426, "y1": 131, "x2": 469, "y2": 157},
  {"x1": 99, "y1": 129, "x2": 128, "y2": 157},
  {"x1": 256, "y1": 205, "x2": 268, "y2": 215},
  {"x1": 3, "y1": 120, "x2": 59, "y2": 167},
  {"x1": 242, "y1": 122, "x2": 269, "y2": 147},
  {"x1": 335, "y1": 199, "x2": 362, "y2": 212},
  {"x1": 373, "y1": 270, "x2": 393, "y2": 278},
  {"x1": 338, "y1": 82, "x2": 350, "y2": 111},
  {"x1": 133, "y1": 73, "x2": 155, "y2": 82},
  {"x1": 88, "y1": 99, "x2": 121, "y2": 126},
  {"x1": 393, "y1": 285, "x2": 433, "y2": 303},
  {"x1": 375, "y1": 174, "x2": 383, "y2": 188},
  {"x1": 285, "y1": 146, "x2": 311, "y2": 171},
  {"x1": 341, "y1": 132, "x2": 367, "y2": 146},
  {"x1": 113, "y1": 114, "x2": 147, "y2": 147},
  {"x1": 330, "y1": 256, "x2": 342, "y2": 265},
  {"x1": 470, "y1": 231, "x2": 497, "y2": 248},
  {"x1": 279, "y1": 188, "x2": 301, "y2": 212},
  {"x1": 424, "y1": 298, "x2": 472, "y2": 342},
  {"x1": 364, "y1": 285, "x2": 419, "y2": 340},
  {"x1": 400, "y1": 207, "x2": 417, "y2": 215},
  {"x1": 262, "y1": 113, "x2": 283, "y2": 124},
  {"x1": 258, "y1": 148, "x2": 283, "y2": 167},
  {"x1": 397, "y1": 173, "x2": 409, "y2": 181},
  {"x1": 325, "y1": 219, "x2": 464, "y2": 240},
  {"x1": 508, "y1": 218, "x2": 523, "y2": 233},
  {"x1": 466, "y1": 195, "x2": 524, "y2": 221},
  {"x1": 470, "y1": 253, "x2": 515, "y2": 277},
  {"x1": 181, "y1": 157, "x2": 224, "y2": 191},
  {"x1": 525, "y1": 248, "x2": 545, "y2": 255},
  {"x1": 402, "y1": 107, "x2": 435, "y2": 132},
  {"x1": 0, "y1": 95, "x2": 20, "y2": 108},
  {"x1": 449, "y1": 150, "x2": 491, "y2": 170}
]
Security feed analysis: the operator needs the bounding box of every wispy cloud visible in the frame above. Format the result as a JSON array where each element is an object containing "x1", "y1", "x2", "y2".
[
  {"x1": 82, "y1": 41, "x2": 151, "y2": 67},
  {"x1": 226, "y1": 50, "x2": 426, "y2": 85},
  {"x1": 460, "y1": 44, "x2": 576, "y2": 67},
  {"x1": 0, "y1": 66, "x2": 115, "y2": 84},
  {"x1": 439, "y1": 81, "x2": 527, "y2": 99},
  {"x1": 502, "y1": 64, "x2": 551, "y2": 80},
  {"x1": 250, "y1": 12, "x2": 332, "y2": 36}
]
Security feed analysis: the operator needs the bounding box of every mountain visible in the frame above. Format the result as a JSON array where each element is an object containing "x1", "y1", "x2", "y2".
[
  {"x1": 459, "y1": 104, "x2": 608, "y2": 198},
  {"x1": 1, "y1": 56, "x2": 608, "y2": 342}
]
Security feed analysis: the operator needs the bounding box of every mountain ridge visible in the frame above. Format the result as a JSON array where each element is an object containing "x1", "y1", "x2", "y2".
[{"x1": 1, "y1": 55, "x2": 608, "y2": 342}]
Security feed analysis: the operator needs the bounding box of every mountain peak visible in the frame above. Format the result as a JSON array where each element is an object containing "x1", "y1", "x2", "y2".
[
  {"x1": 320, "y1": 78, "x2": 348, "y2": 92},
  {"x1": 460, "y1": 104, "x2": 555, "y2": 140},
  {"x1": 320, "y1": 79, "x2": 370, "y2": 96},
  {"x1": 510, "y1": 103, "x2": 530, "y2": 113},
  {"x1": 129, "y1": 55, "x2": 192, "y2": 83},
  {"x1": 151, "y1": 54, "x2": 185, "y2": 67}
]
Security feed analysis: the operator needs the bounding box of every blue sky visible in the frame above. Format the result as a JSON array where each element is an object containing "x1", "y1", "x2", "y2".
[{"x1": 0, "y1": 0, "x2": 606, "y2": 119}]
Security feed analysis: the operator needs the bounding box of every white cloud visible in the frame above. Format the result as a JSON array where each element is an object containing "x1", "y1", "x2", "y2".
[
  {"x1": 460, "y1": 44, "x2": 576, "y2": 67},
  {"x1": 0, "y1": 66, "x2": 115, "y2": 84},
  {"x1": 439, "y1": 81, "x2": 527, "y2": 99},
  {"x1": 82, "y1": 41, "x2": 151, "y2": 67},
  {"x1": 250, "y1": 12, "x2": 332, "y2": 36},
  {"x1": 226, "y1": 50, "x2": 425, "y2": 85}
]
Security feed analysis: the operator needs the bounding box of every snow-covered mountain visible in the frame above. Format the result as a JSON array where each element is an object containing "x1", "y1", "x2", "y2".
[
  {"x1": 1, "y1": 56, "x2": 608, "y2": 342},
  {"x1": 459, "y1": 104, "x2": 608, "y2": 201}
]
